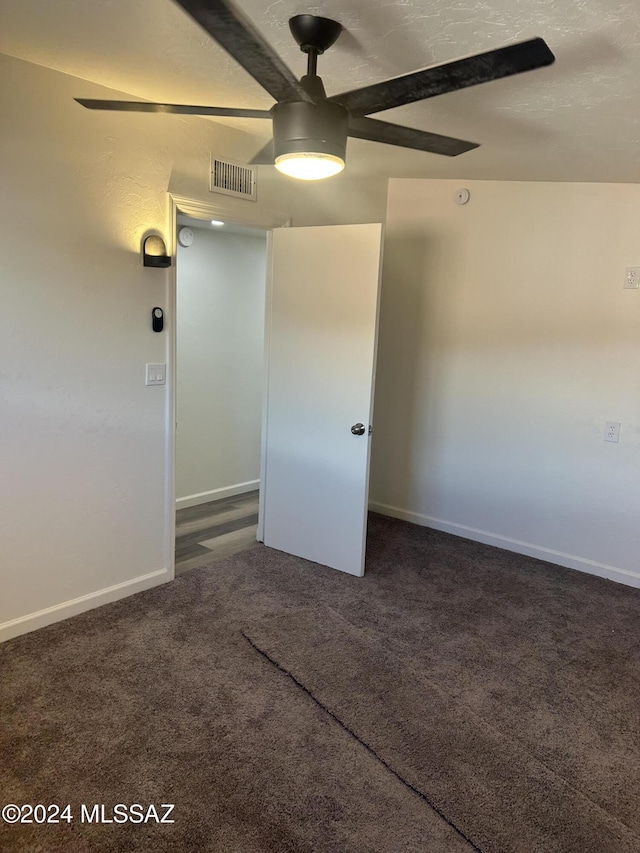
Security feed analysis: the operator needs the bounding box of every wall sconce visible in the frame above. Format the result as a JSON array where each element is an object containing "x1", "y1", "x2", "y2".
[{"x1": 142, "y1": 234, "x2": 171, "y2": 268}]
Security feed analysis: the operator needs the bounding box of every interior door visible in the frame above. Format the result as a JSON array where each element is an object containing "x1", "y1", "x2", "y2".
[{"x1": 259, "y1": 223, "x2": 384, "y2": 576}]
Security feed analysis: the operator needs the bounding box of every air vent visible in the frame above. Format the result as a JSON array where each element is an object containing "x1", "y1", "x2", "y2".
[{"x1": 210, "y1": 157, "x2": 257, "y2": 201}]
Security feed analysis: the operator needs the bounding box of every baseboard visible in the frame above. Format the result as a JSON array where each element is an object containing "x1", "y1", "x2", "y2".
[
  {"x1": 176, "y1": 480, "x2": 260, "y2": 510},
  {"x1": 369, "y1": 501, "x2": 640, "y2": 590},
  {"x1": 0, "y1": 568, "x2": 171, "y2": 644}
]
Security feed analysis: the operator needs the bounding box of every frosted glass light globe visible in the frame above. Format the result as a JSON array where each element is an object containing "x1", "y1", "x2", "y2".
[{"x1": 275, "y1": 152, "x2": 345, "y2": 180}]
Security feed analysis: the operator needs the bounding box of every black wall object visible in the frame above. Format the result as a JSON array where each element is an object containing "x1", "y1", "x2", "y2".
[
  {"x1": 143, "y1": 235, "x2": 171, "y2": 268},
  {"x1": 152, "y1": 307, "x2": 164, "y2": 332}
]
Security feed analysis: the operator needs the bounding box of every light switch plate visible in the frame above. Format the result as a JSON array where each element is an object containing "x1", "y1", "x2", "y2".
[{"x1": 146, "y1": 363, "x2": 166, "y2": 386}]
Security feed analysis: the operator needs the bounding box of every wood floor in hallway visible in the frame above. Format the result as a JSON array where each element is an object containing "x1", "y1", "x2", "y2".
[{"x1": 175, "y1": 490, "x2": 259, "y2": 575}]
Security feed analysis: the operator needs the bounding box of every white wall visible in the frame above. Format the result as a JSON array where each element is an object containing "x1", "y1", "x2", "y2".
[
  {"x1": 4, "y1": 44, "x2": 637, "y2": 643},
  {"x1": 371, "y1": 179, "x2": 640, "y2": 588},
  {"x1": 0, "y1": 52, "x2": 388, "y2": 641},
  {"x1": 176, "y1": 226, "x2": 266, "y2": 506}
]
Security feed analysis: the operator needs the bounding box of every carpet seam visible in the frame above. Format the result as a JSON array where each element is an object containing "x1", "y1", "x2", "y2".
[
  {"x1": 241, "y1": 631, "x2": 484, "y2": 853},
  {"x1": 331, "y1": 613, "x2": 640, "y2": 837}
]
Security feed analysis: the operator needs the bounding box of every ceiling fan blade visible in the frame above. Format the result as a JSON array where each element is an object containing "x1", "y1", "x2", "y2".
[
  {"x1": 332, "y1": 37, "x2": 555, "y2": 116},
  {"x1": 75, "y1": 98, "x2": 272, "y2": 118},
  {"x1": 348, "y1": 116, "x2": 479, "y2": 157},
  {"x1": 249, "y1": 140, "x2": 274, "y2": 165},
  {"x1": 173, "y1": 0, "x2": 312, "y2": 104}
]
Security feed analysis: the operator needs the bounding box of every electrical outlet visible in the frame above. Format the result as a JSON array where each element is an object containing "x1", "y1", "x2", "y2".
[
  {"x1": 605, "y1": 421, "x2": 621, "y2": 443},
  {"x1": 624, "y1": 267, "x2": 640, "y2": 289}
]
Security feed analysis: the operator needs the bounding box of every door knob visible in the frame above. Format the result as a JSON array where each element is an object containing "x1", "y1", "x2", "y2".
[{"x1": 351, "y1": 423, "x2": 366, "y2": 436}]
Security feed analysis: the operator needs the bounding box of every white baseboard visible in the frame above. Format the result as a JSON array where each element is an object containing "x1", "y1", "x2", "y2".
[
  {"x1": 176, "y1": 480, "x2": 260, "y2": 510},
  {"x1": 369, "y1": 501, "x2": 640, "y2": 590},
  {"x1": 0, "y1": 568, "x2": 170, "y2": 644}
]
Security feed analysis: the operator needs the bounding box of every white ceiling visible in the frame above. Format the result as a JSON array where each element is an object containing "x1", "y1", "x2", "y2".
[{"x1": 1, "y1": 0, "x2": 638, "y2": 182}]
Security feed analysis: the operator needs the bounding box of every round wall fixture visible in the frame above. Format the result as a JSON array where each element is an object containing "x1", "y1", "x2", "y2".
[
  {"x1": 178, "y1": 226, "x2": 194, "y2": 247},
  {"x1": 455, "y1": 188, "x2": 471, "y2": 205}
]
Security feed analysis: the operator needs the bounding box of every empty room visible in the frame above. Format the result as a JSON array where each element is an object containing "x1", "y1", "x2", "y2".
[{"x1": 1, "y1": 1, "x2": 639, "y2": 851}]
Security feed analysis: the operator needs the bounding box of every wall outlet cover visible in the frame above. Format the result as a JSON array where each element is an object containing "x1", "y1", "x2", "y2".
[{"x1": 605, "y1": 421, "x2": 621, "y2": 443}]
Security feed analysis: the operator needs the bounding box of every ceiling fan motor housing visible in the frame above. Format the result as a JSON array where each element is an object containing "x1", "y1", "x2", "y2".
[{"x1": 271, "y1": 99, "x2": 349, "y2": 162}]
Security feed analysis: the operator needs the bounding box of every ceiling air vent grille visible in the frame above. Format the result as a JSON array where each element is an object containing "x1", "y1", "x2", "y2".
[{"x1": 210, "y1": 157, "x2": 257, "y2": 201}]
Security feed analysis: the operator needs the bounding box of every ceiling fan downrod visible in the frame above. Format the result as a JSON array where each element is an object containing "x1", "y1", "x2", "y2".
[{"x1": 288, "y1": 13, "x2": 343, "y2": 81}]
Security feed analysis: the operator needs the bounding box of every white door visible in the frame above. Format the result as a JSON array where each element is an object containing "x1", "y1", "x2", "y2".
[{"x1": 259, "y1": 223, "x2": 384, "y2": 576}]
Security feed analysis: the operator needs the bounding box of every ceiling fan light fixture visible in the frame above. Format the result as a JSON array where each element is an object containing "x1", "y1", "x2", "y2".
[
  {"x1": 275, "y1": 151, "x2": 344, "y2": 180},
  {"x1": 271, "y1": 99, "x2": 348, "y2": 181}
]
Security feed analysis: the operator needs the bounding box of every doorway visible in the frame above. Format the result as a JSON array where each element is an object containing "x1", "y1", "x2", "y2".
[
  {"x1": 174, "y1": 213, "x2": 267, "y2": 574},
  {"x1": 167, "y1": 196, "x2": 383, "y2": 581}
]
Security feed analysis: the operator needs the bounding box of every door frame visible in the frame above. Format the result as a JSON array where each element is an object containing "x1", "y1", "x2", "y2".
[{"x1": 165, "y1": 193, "x2": 290, "y2": 580}]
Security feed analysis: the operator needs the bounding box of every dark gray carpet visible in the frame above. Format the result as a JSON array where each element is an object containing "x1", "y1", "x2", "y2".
[
  {"x1": 1, "y1": 513, "x2": 639, "y2": 852},
  {"x1": 244, "y1": 608, "x2": 639, "y2": 853}
]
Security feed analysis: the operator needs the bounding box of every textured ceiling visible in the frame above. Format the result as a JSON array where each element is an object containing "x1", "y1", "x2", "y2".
[{"x1": 1, "y1": 0, "x2": 638, "y2": 181}]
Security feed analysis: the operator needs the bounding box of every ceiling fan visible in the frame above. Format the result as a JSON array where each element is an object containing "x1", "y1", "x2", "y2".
[{"x1": 76, "y1": 0, "x2": 555, "y2": 180}]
